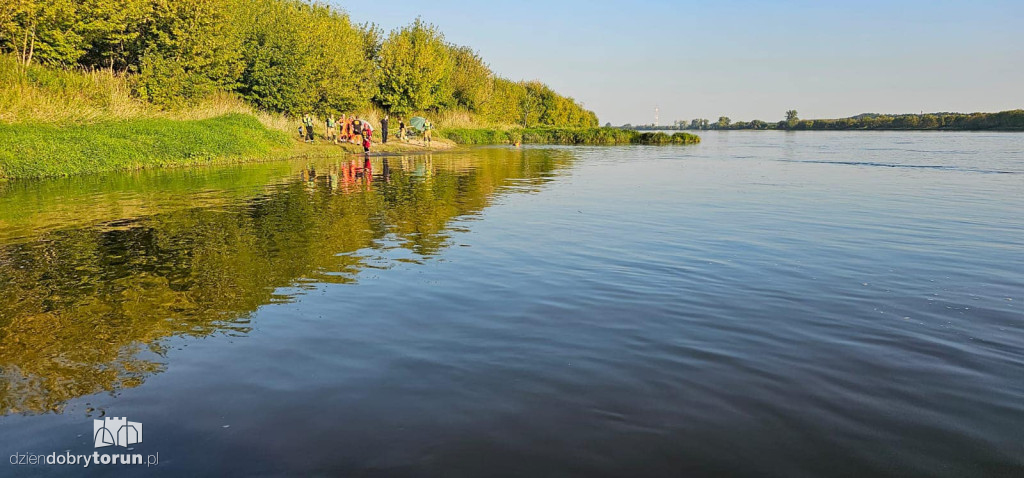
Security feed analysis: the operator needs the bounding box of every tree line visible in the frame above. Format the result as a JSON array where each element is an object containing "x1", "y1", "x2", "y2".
[
  {"x1": 635, "y1": 109, "x2": 1024, "y2": 131},
  {"x1": 0, "y1": 0, "x2": 598, "y2": 127}
]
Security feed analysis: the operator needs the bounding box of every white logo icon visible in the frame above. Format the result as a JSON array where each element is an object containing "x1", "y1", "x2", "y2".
[{"x1": 93, "y1": 418, "x2": 143, "y2": 448}]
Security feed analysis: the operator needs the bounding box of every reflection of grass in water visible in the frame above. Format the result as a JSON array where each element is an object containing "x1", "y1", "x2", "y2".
[
  {"x1": 0, "y1": 148, "x2": 574, "y2": 415},
  {"x1": 0, "y1": 159, "x2": 298, "y2": 244}
]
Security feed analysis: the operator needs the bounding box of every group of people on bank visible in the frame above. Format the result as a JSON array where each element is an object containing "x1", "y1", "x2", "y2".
[{"x1": 300, "y1": 114, "x2": 432, "y2": 153}]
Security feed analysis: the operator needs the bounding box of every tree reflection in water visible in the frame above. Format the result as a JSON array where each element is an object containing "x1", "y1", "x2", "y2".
[{"x1": 0, "y1": 148, "x2": 572, "y2": 415}]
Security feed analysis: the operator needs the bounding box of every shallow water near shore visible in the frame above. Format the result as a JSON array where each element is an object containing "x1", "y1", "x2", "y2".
[{"x1": 1, "y1": 131, "x2": 1022, "y2": 476}]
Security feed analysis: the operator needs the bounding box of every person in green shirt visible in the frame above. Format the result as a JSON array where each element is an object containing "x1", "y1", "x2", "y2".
[
  {"x1": 423, "y1": 120, "x2": 432, "y2": 146},
  {"x1": 326, "y1": 115, "x2": 336, "y2": 143}
]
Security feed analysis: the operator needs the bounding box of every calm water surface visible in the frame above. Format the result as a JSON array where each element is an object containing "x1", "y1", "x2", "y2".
[{"x1": 1, "y1": 132, "x2": 1022, "y2": 476}]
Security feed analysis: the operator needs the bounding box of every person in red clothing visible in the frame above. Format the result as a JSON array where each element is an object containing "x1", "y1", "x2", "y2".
[{"x1": 362, "y1": 120, "x2": 373, "y2": 152}]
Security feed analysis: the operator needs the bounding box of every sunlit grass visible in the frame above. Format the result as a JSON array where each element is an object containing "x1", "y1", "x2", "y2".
[
  {"x1": 0, "y1": 55, "x2": 296, "y2": 134},
  {"x1": 0, "y1": 114, "x2": 291, "y2": 179}
]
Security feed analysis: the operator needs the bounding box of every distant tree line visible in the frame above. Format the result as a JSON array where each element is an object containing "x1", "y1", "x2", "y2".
[
  {"x1": 631, "y1": 109, "x2": 1024, "y2": 131},
  {"x1": 0, "y1": 0, "x2": 597, "y2": 127}
]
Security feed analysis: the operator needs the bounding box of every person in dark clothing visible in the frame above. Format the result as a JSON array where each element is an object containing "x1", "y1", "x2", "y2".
[
  {"x1": 381, "y1": 115, "x2": 390, "y2": 144},
  {"x1": 352, "y1": 118, "x2": 363, "y2": 144},
  {"x1": 302, "y1": 114, "x2": 315, "y2": 143}
]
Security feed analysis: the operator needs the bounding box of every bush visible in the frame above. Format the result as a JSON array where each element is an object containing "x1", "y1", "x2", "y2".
[{"x1": 439, "y1": 127, "x2": 701, "y2": 146}]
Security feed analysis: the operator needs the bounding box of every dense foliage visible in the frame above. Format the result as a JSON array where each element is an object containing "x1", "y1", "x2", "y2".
[
  {"x1": 440, "y1": 128, "x2": 699, "y2": 145},
  {"x1": 642, "y1": 110, "x2": 1024, "y2": 131},
  {"x1": 0, "y1": 0, "x2": 596, "y2": 127},
  {"x1": 770, "y1": 111, "x2": 1024, "y2": 131}
]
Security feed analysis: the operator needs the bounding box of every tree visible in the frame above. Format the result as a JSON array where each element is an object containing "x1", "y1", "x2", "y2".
[
  {"x1": 77, "y1": 0, "x2": 152, "y2": 70},
  {"x1": 375, "y1": 18, "x2": 454, "y2": 115},
  {"x1": 717, "y1": 116, "x2": 731, "y2": 129},
  {"x1": 0, "y1": 0, "x2": 601, "y2": 126},
  {"x1": 133, "y1": 0, "x2": 245, "y2": 107},
  {"x1": 445, "y1": 45, "x2": 492, "y2": 111},
  {"x1": 480, "y1": 77, "x2": 522, "y2": 125},
  {"x1": 783, "y1": 109, "x2": 799, "y2": 129},
  {"x1": 519, "y1": 80, "x2": 545, "y2": 127},
  {"x1": 1, "y1": 0, "x2": 87, "y2": 67},
  {"x1": 235, "y1": 0, "x2": 373, "y2": 115}
]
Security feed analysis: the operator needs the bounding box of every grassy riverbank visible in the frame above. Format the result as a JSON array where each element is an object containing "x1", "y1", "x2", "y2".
[
  {"x1": 0, "y1": 114, "x2": 462, "y2": 180},
  {"x1": 440, "y1": 128, "x2": 701, "y2": 145},
  {"x1": 0, "y1": 114, "x2": 293, "y2": 179},
  {"x1": 0, "y1": 53, "x2": 459, "y2": 180}
]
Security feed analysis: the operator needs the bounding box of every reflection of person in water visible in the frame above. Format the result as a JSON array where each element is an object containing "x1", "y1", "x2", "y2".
[
  {"x1": 328, "y1": 162, "x2": 339, "y2": 191},
  {"x1": 343, "y1": 160, "x2": 355, "y2": 184},
  {"x1": 352, "y1": 159, "x2": 362, "y2": 179},
  {"x1": 382, "y1": 158, "x2": 390, "y2": 182}
]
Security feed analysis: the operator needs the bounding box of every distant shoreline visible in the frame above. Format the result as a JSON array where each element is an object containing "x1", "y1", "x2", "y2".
[
  {"x1": 632, "y1": 128, "x2": 1024, "y2": 133},
  {"x1": 627, "y1": 109, "x2": 1024, "y2": 132}
]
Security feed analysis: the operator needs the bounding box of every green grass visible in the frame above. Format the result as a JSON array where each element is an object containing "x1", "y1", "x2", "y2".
[
  {"x1": 0, "y1": 113, "x2": 291, "y2": 179},
  {"x1": 439, "y1": 127, "x2": 701, "y2": 145}
]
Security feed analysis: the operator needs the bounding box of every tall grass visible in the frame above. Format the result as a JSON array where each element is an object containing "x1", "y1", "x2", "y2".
[
  {"x1": 0, "y1": 53, "x2": 512, "y2": 137},
  {"x1": 0, "y1": 54, "x2": 296, "y2": 134},
  {"x1": 0, "y1": 55, "x2": 149, "y2": 124}
]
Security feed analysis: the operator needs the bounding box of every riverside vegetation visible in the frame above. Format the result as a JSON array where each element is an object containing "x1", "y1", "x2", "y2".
[
  {"x1": 440, "y1": 128, "x2": 700, "y2": 146},
  {"x1": 3, "y1": 0, "x2": 700, "y2": 179},
  {"x1": 0, "y1": 0, "x2": 596, "y2": 123},
  {"x1": 642, "y1": 109, "x2": 1024, "y2": 131}
]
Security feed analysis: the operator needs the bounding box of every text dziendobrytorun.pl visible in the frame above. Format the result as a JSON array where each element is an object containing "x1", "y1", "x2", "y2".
[{"x1": 10, "y1": 451, "x2": 159, "y2": 467}]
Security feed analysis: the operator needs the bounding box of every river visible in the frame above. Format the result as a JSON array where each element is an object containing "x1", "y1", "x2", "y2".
[{"x1": 1, "y1": 131, "x2": 1022, "y2": 476}]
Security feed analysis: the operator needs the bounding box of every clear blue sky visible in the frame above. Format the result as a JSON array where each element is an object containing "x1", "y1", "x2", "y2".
[{"x1": 331, "y1": 0, "x2": 1024, "y2": 125}]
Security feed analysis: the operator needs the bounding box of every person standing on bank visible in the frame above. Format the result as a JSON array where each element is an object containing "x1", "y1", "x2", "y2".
[
  {"x1": 398, "y1": 118, "x2": 406, "y2": 142},
  {"x1": 326, "y1": 115, "x2": 336, "y2": 143},
  {"x1": 352, "y1": 117, "x2": 363, "y2": 145},
  {"x1": 340, "y1": 114, "x2": 351, "y2": 143},
  {"x1": 381, "y1": 115, "x2": 390, "y2": 144},
  {"x1": 302, "y1": 113, "x2": 315, "y2": 143},
  {"x1": 423, "y1": 119, "x2": 432, "y2": 146}
]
